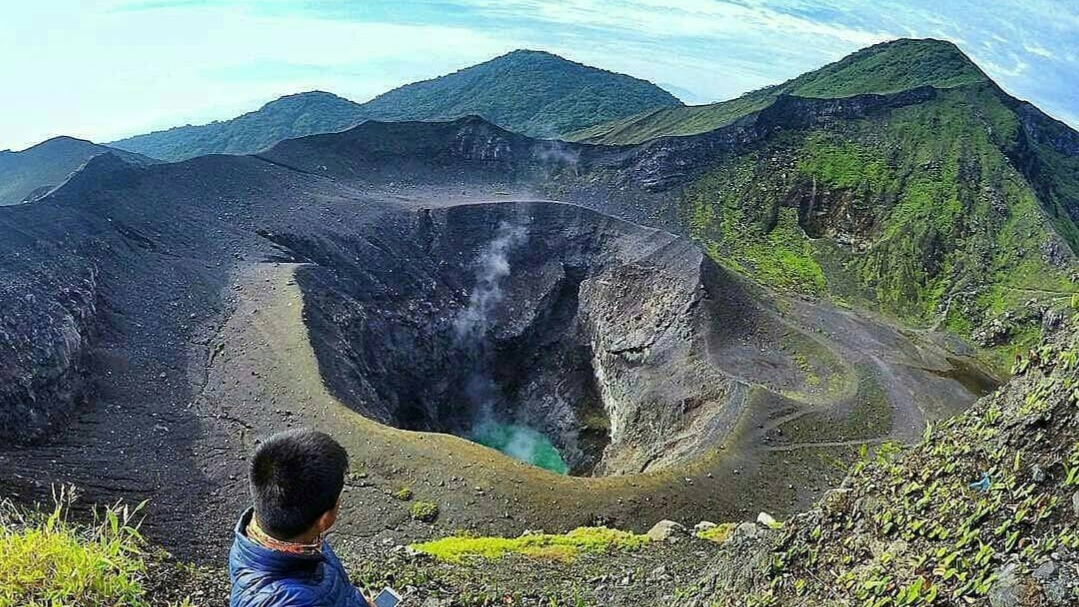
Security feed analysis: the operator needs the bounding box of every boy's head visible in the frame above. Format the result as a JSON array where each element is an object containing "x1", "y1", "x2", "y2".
[{"x1": 249, "y1": 428, "x2": 348, "y2": 540}]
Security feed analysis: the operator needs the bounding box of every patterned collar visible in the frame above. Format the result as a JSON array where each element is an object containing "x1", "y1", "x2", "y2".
[{"x1": 246, "y1": 514, "x2": 324, "y2": 557}]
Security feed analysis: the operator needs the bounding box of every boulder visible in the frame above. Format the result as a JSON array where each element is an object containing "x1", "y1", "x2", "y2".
[
  {"x1": 693, "y1": 521, "x2": 718, "y2": 534},
  {"x1": 756, "y1": 512, "x2": 779, "y2": 528},
  {"x1": 647, "y1": 520, "x2": 687, "y2": 542}
]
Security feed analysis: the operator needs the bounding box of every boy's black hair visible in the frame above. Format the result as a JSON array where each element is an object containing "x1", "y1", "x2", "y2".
[{"x1": 249, "y1": 428, "x2": 348, "y2": 539}]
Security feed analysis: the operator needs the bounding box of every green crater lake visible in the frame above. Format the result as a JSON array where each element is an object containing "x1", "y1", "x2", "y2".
[{"x1": 470, "y1": 421, "x2": 568, "y2": 474}]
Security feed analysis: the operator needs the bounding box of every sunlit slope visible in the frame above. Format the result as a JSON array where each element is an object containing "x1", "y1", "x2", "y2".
[{"x1": 566, "y1": 38, "x2": 987, "y2": 145}]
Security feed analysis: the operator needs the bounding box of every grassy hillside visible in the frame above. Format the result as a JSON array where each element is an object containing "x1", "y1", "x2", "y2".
[
  {"x1": 680, "y1": 82, "x2": 1077, "y2": 366},
  {"x1": 0, "y1": 487, "x2": 197, "y2": 607},
  {"x1": 110, "y1": 50, "x2": 680, "y2": 161},
  {"x1": 566, "y1": 38, "x2": 987, "y2": 145}
]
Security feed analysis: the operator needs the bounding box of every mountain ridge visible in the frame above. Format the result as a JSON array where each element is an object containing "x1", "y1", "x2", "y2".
[
  {"x1": 0, "y1": 136, "x2": 156, "y2": 205},
  {"x1": 107, "y1": 49, "x2": 680, "y2": 161},
  {"x1": 566, "y1": 38, "x2": 991, "y2": 145}
]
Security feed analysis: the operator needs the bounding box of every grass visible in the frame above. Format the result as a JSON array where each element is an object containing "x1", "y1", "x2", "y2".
[
  {"x1": 567, "y1": 38, "x2": 986, "y2": 144},
  {"x1": 410, "y1": 527, "x2": 649, "y2": 564},
  {"x1": 680, "y1": 83, "x2": 1077, "y2": 371},
  {"x1": 696, "y1": 523, "x2": 737, "y2": 544},
  {"x1": 0, "y1": 486, "x2": 191, "y2": 607}
]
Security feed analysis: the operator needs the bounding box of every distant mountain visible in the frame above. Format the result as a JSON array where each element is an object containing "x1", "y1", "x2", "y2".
[
  {"x1": 107, "y1": 92, "x2": 365, "y2": 163},
  {"x1": 0, "y1": 136, "x2": 155, "y2": 206},
  {"x1": 358, "y1": 50, "x2": 680, "y2": 137},
  {"x1": 566, "y1": 38, "x2": 988, "y2": 144},
  {"x1": 109, "y1": 50, "x2": 681, "y2": 161}
]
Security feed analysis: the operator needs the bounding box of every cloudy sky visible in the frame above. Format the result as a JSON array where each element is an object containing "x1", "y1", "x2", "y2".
[{"x1": 2, "y1": 0, "x2": 1076, "y2": 150}]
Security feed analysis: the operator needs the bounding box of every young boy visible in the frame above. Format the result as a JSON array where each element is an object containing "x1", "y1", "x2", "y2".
[{"x1": 229, "y1": 428, "x2": 373, "y2": 607}]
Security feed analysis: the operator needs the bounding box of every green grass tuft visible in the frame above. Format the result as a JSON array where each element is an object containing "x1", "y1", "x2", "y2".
[
  {"x1": 696, "y1": 523, "x2": 738, "y2": 544},
  {"x1": 0, "y1": 487, "x2": 157, "y2": 607}
]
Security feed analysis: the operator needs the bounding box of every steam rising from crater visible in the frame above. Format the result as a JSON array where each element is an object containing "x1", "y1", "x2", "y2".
[
  {"x1": 453, "y1": 222, "x2": 527, "y2": 348},
  {"x1": 453, "y1": 222, "x2": 568, "y2": 473}
]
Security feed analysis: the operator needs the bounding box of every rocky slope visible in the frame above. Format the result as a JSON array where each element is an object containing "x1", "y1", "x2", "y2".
[
  {"x1": 687, "y1": 304, "x2": 1079, "y2": 607},
  {"x1": 108, "y1": 50, "x2": 680, "y2": 161},
  {"x1": 0, "y1": 136, "x2": 155, "y2": 205},
  {"x1": 260, "y1": 95, "x2": 1078, "y2": 370}
]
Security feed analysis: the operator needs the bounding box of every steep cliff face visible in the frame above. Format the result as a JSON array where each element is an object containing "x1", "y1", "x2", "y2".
[
  {"x1": 0, "y1": 260, "x2": 99, "y2": 440},
  {"x1": 678, "y1": 83, "x2": 1077, "y2": 367},
  {"x1": 262, "y1": 201, "x2": 808, "y2": 475}
]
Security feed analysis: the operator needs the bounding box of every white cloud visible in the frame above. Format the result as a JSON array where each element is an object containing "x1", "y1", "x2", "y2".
[{"x1": 1023, "y1": 42, "x2": 1054, "y2": 58}]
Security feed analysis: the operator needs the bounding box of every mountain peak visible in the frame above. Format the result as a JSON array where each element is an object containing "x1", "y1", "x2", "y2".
[
  {"x1": 18, "y1": 135, "x2": 98, "y2": 154},
  {"x1": 360, "y1": 49, "x2": 680, "y2": 138},
  {"x1": 259, "y1": 90, "x2": 355, "y2": 110},
  {"x1": 781, "y1": 36, "x2": 987, "y2": 98}
]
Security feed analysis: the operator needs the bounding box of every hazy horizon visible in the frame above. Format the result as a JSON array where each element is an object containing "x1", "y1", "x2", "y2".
[{"x1": 2, "y1": 0, "x2": 1076, "y2": 151}]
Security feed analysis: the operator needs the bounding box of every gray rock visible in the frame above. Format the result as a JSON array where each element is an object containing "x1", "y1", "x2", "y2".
[
  {"x1": 647, "y1": 520, "x2": 688, "y2": 542},
  {"x1": 1031, "y1": 464, "x2": 1045, "y2": 483},
  {"x1": 693, "y1": 521, "x2": 718, "y2": 534},
  {"x1": 989, "y1": 563, "x2": 1034, "y2": 607},
  {"x1": 1032, "y1": 560, "x2": 1057, "y2": 581}
]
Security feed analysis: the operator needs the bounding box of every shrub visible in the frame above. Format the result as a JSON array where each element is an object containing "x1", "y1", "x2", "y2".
[
  {"x1": 392, "y1": 487, "x2": 413, "y2": 501},
  {"x1": 409, "y1": 501, "x2": 439, "y2": 523}
]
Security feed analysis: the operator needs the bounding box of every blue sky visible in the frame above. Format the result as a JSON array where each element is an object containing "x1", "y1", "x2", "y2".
[{"x1": 1, "y1": 0, "x2": 1076, "y2": 150}]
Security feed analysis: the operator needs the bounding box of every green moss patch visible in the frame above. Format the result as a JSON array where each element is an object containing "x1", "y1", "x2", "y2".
[
  {"x1": 696, "y1": 523, "x2": 738, "y2": 544},
  {"x1": 410, "y1": 527, "x2": 649, "y2": 564}
]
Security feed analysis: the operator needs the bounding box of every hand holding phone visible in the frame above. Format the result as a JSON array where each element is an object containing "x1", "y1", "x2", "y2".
[{"x1": 373, "y1": 587, "x2": 402, "y2": 607}]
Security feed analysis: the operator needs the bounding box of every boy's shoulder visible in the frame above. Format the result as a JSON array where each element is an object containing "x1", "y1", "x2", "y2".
[{"x1": 230, "y1": 539, "x2": 364, "y2": 607}]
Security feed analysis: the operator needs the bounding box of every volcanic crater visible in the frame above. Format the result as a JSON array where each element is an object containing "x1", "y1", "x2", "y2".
[{"x1": 0, "y1": 121, "x2": 998, "y2": 558}]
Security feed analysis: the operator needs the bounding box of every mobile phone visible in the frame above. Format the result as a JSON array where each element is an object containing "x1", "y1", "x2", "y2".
[{"x1": 373, "y1": 587, "x2": 402, "y2": 607}]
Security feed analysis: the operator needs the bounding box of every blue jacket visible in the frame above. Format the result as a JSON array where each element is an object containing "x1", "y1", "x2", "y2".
[{"x1": 229, "y1": 509, "x2": 369, "y2": 607}]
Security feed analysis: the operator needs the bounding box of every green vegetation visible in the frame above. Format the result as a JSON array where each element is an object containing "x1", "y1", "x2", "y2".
[
  {"x1": 710, "y1": 310, "x2": 1079, "y2": 606},
  {"x1": 696, "y1": 523, "x2": 737, "y2": 544},
  {"x1": 687, "y1": 162, "x2": 827, "y2": 295},
  {"x1": 112, "y1": 50, "x2": 680, "y2": 161},
  {"x1": 410, "y1": 527, "x2": 649, "y2": 564},
  {"x1": 681, "y1": 82, "x2": 1077, "y2": 366},
  {"x1": 109, "y1": 91, "x2": 365, "y2": 162},
  {"x1": 392, "y1": 487, "x2": 414, "y2": 501},
  {"x1": 567, "y1": 38, "x2": 986, "y2": 145},
  {"x1": 0, "y1": 487, "x2": 191, "y2": 607},
  {"x1": 409, "y1": 501, "x2": 439, "y2": 523},
  {"x1": 361, "y1": 50, "x2": 679, "y2": 139}
]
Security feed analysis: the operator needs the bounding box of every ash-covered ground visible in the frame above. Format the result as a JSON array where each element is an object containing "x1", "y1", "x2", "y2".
[{"x1": 0, "y1": 117, "x2": 996, "y2": 563}]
